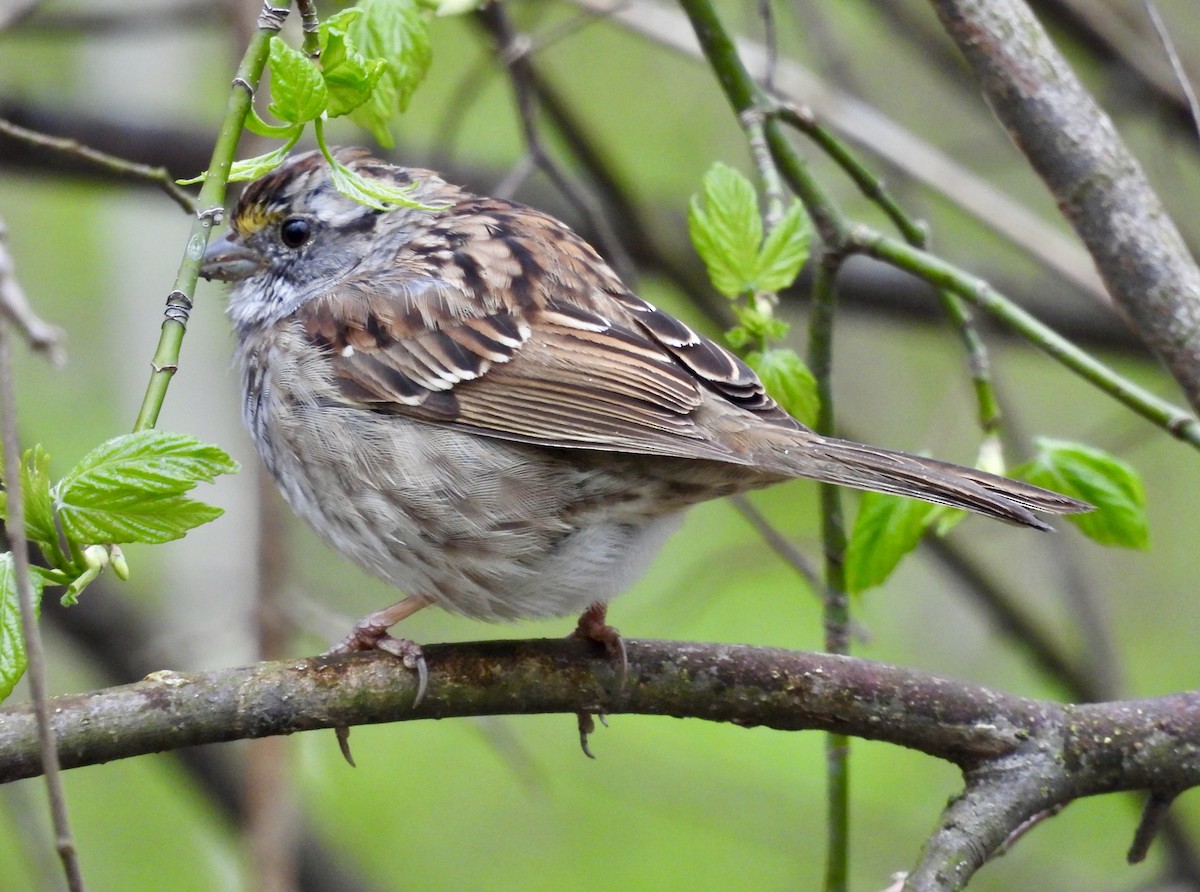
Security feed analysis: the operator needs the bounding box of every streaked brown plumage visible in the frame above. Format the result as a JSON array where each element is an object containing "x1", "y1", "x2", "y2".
[{"x1": 201, "y1": 148, "x2": 1089, "y2": 675}]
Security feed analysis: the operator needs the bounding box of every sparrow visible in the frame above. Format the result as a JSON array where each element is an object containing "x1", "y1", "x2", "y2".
[{"x1": 200, "y1": 148, "x2": 1089, "y2": 702}]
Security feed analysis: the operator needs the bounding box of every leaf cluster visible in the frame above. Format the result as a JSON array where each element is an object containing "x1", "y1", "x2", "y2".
[
  {"x1": 181, "y1": 0, "x2": 438, "y2": 210},
  {"x1": 689, "y1": 163, "x2": 819, "y2": 426},
  {"x1": 687, "y1": 164, "x2": 1148, "y2": 596},
  {"x1": 0, "y1": 431, "x2": 238, "y2": 699}
]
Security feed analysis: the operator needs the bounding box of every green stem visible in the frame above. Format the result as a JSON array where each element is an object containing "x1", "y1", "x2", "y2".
[
  {"x1": 131, "y1": 3, "x2": 289, "y2": 432},
  {"x1": 741, "y1": 114, "x2": 785, "y2": 228},
  {"x1": 675, "y1": 0, "x2": 847, "y2": 244},
  {"x1": 809, "y1": 256, "x2": 851, "y2": 892},
  {"x1": 778, "y1": 104, "x2": 1002, "y2": 437},
  {"x1": 856, "y1": 229, "x2": 1200, "y2": 450},
  {"x1": 677, "y1": 3, "x2": 854, "y2": 887}
]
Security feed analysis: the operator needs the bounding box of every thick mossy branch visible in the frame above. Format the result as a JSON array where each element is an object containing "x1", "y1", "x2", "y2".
[{"x1": 1, "y1": 638, "x2": 1199, "y2": 793}]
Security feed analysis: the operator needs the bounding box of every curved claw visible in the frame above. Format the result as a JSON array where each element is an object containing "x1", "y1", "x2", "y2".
[
  {"x1": 577, "y1": 712, "x2": 597, "y2": 759},
  {"x1": 335, "y1": 726, "x2": 356, "y2": 767},
  {"x1": 373, "y1": 635, "x2": 428, "y2": 708}
]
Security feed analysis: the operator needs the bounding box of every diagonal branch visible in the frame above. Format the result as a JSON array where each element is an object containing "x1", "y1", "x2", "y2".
[{"x1": 928, "y1": 0, "x2": 1200, "y2": 415}]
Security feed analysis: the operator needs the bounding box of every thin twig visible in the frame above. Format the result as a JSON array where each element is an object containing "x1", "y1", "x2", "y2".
[
  {"x1": 1128, "y1": 790, "x2": 1180, "y2": 864},
  {"x1": 0, "y1": 117, "x2": 198, "y2": 214},
  {"x1": 132, "y1": 0, "x2": 290, "y2": 432},
  {"x1": 0, "y1": 219, "x2": 65, "y2": 367},
  {"x1": 853, "y1": 229, "x2": 1200, "y2": 451},
  {"x1": 244, "y1": 470, "x2": 299, "y2": 891},
  {"x1": 475, "y1": 4, "x2": 637, "y2": 284},
  {"x1": 775, "y1": 103, "x2": 1003, "y2": 438},
  {"x1": 0, "y1": 222, "x2": 85, "y2": 890},
  {"x1": 1143, "y1": 1, "x2": 1200, "y2": 146}
]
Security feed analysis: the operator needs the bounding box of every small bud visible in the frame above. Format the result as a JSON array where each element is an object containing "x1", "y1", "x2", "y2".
[
  {"x1": 81, "y1": 544, "x2": 110, "y2": 572},
  {"x1": 109, "y1": 545, "x2": 130, "y2": 581}
]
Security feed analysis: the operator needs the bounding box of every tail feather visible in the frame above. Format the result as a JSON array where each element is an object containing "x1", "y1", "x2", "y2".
[{"x1": 762, "y1": 434, "x2": 1092, "y2": 530}]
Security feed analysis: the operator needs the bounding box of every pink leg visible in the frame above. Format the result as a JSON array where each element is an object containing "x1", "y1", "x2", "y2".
[
  {"x1": 327, "y1": 596, "x2": 434, "y2": 766},
  {"x1": 571, "y1": 602, "x2": 628, "y2": 759},
  {"x1": 328, "y1": 595, "x2": 433, "y2": 705}
]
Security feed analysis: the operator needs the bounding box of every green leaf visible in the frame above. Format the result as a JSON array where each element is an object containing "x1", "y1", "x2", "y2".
[
  {"x1": 324, "y1": 151, "x2": 432, "y2": 211},
  {"x1": 746, "y1": 348, "x2": 819, "y2": 427},
  {"x1": 728, "y1": 304, "x2": 790, "y2": 349},
  {"x1": 320, "y1": 6, "x2": 364, "y2": 35},
  {"x1": 177, "y1": 137, "x2": 300, "y2": 186},
  {"x1": 52, "y1": 430, "x2": 239, "y2": 546},
  {"x1": 845, "y1": 492, "x2": 936, "y2": 593},
  {"x1": 688, "y1": 163, "x2": 763, "y2": 298},
  {"x1": 321, "y1": 30, "x2": 387, "y2": 118},
  {"x1": 16, "y1": 446, "x2": 58, "y2": 556},
  {"x1": 345, "y1": 0, "x2": 433, "y2": 148},
  {"x1": 755, "y1": 201, "x2": 810, "y2": 293},
  {"x1": 244, "y1": 106, "x2": 303, "y2": 139},
  {"x1": 267, "y1": 36, "x2": 328, "y2": 124},
  {"x1": 1016, "y1": 439, "x2": 1147, "y2": 549},
  {"x1": 0, "y1": 553, "x2": 48, "y2": 702}
]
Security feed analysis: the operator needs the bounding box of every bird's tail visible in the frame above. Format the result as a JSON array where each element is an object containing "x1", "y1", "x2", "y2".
[{"x1": 757, "y1": 433, "x2": 1091, "y2": 530}]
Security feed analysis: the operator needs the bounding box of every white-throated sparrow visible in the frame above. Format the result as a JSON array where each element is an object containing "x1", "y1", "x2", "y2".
[{"x1": 201, "y1": 148, "x2": 1088, "y2": 686}]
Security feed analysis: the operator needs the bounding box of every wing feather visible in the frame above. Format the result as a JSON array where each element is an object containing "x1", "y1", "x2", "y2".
[{"x1": 293, "y1": 198, "x2": 798, "y2": 463}]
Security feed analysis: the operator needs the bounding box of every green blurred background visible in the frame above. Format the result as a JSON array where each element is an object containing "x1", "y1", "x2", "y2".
[{"x1": 2, "y1": 1, "x2": 1199, "y2": 889}]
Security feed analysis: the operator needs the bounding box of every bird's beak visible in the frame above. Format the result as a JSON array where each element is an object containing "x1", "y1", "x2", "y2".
[{"x1": 200, "y1": 230, "x2": 262, "y2": 282}]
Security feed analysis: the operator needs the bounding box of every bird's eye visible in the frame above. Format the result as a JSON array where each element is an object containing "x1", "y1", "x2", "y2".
[{"x1": 279, "y1": 217, "x2": 312, "y2": 248}]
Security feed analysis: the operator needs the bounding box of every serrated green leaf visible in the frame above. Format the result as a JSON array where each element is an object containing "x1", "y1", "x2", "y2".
[
  {"x1": 52, "y1": 431, "x2": 238, "y2": 546},
  {"x1": 345, "y1": 0, "x2": 433, "y2": 148},
  {"x1": 321, "y1": 30, "x2": 387, "y2": 118},
  {"x1": 747, "y1": 348, "x2": 819, "y2": 427},
  {"x1": 0, "y1": 553, "x2": 48, "y2": 702},
  {"x1": 18, "y1": 445, "x2": 58, "y2": 556},
  {"x1": 326, "y1": 156, "x2": 431, "y2": 210},
  {"x1": 267, "y1": 36, "x2": 328, "y2": 124},
  {"x1": 177, "y1": 139, "x2": 299, "y2": 186},
  {"x1": 1016, "y1": 439, "x2": 1147, "y2": 549},
  {"x1": 729, "y1": 303, "x2": 790, "y2": 346},
  {"x1": 755, "y1": 201, "x2": 810, "y2": 293},
  {"x1": 688, "y1": 163, "x2": 763, "y2": 298},
  {"x1": 845, "y1": 492, "x2": 936, "y2": 593}
]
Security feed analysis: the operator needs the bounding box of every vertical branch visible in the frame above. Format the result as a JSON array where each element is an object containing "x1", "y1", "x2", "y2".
[
  {"x1": 675, "y1": 2, "x2": 854, "y2": 886},
  {"x1": 0, "y1": 220, "x2": 85, "y2": 890},
  {"x1": 132, "y1": 0, "x2": 289, "y2": 432},
  {"x1": 808, "y1": 257, "x2": 851, "y2": 892}
]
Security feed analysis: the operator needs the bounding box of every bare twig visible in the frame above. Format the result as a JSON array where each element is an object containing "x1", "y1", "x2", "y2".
[
  {"x1": 1128, "y1": 790, "x2": 1180, "y2": 864},
  {"x1": 0, "y1": 117, "x2": 197, "y2": 214},
  {"x1": 243, "y1": 383, "x2": 300, "y2": 887},
  {"x1": 474, "y1": 4, "x2": 637, "y2": 284},
  {"x1": 1143, "y1": 1, "x2": 1200, "y2": 146},
  {"x1": 0, "y1": 222, "x2": 84, "y2": 890},
  {"x1": 0, "y1": 219, "x2": 64, "y2": 367}
]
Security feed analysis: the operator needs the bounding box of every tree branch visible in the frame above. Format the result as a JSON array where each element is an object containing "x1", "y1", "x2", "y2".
[
  {"x1": 2, "y1": 639, "x2": 1199, "y2": 797},
  {"x1": 928, "y1": 0, "x2": 1200, "y2": 415}
]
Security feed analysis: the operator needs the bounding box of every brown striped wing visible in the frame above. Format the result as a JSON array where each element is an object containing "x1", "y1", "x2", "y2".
[{"x1": 297, "y1": 277, "x2": 801, "y2": 465}]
